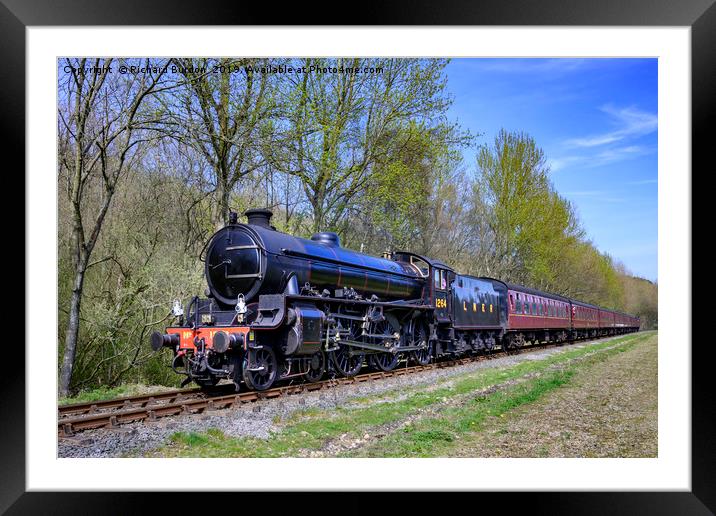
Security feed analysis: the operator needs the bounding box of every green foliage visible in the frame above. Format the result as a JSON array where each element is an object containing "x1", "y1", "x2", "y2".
[
  {"x1": 470, "y1": 129, "x2": 638, "y2": 312},
  {"x1": 275, "y1": 58, "x2": 470, "y2": 233},
  {"x1": 58, "y1": 168, "x2": 204, "y2": 392},
  {"x1": 620, "y1": 275, "x2": 658, "y2": 329}
]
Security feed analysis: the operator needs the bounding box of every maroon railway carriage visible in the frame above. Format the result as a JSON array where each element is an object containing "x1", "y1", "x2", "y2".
[
  {"x1": 571, "y1": 300, "x2": 600, "y2": 338},
  {"x1": 609, "y1": 310, "x2": 641, "y2": 332},
  {"x1": 503, "y1": 282, "x2": 572, "y2": 346},
  {"x1": 598, "y1": 307, "x2": 616, "y2": 335}
]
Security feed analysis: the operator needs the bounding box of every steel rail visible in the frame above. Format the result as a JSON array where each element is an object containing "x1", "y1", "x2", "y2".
[{"x1": 58, "y1": 385, "x2": 236, "y2": 419}]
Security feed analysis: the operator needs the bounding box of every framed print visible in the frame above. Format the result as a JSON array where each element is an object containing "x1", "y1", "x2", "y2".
[{"x1": 4, "y1": 0, "x2": 711, "y2": 513}]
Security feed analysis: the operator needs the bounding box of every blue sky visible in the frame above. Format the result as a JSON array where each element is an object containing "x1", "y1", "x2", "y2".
[{"x1": 445, "y1": 58, "x2": 657, "y2": 282}]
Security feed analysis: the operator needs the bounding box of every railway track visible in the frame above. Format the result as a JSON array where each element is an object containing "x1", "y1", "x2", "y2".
[{"x1": 57, "y1": 337, "x2": 610, "y2": 437}]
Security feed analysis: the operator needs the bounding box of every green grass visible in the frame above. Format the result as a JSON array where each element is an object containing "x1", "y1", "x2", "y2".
[
  {"x1": 58, "y1": 383, "x2": 176, "y2": 406},
  {"x1": 346, "y1": 369, "x2": 575, "y2": 457},
  {"x1": 346, "y1": 335, "x2": 651, "y2": 457},
  {"x1": 149, "y1": 332, "x2": 652, "y2": 458}
]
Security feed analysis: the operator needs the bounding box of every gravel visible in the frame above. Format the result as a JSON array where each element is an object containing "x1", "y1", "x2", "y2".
[{"x1": 58, "y1": 338, "x2": 616, "y2": 458}]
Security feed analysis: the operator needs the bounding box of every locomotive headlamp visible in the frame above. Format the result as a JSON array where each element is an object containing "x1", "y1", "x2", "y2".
[
  {"x1": 235, "y1": 294, "x2": 247, "y2": 314},
  {"x1": 171, "y1": 299, "x2": 184, "y2": 318}
]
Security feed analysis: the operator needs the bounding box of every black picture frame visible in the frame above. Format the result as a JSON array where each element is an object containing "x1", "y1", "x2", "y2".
[{"x1": 4, "y1": 0, "x2": 709, "y2": 513}]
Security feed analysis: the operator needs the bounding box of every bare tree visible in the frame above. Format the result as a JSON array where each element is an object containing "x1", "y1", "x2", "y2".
[
  {"x1": 275, "y1": 58, "x2": 454, "y2": 233},
  {"x1": 167, "y1": 58, "x2": 277, "y2": 230},
  {"x1": 57, "y1": 58, "x2": 170, "y2": 396}
]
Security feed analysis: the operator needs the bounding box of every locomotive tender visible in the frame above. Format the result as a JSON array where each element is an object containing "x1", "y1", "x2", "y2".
[{"x1": 151, "y1": 209, "x2": 640, "y2": 391}]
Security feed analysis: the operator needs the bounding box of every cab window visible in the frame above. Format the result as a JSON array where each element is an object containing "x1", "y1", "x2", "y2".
[
  {"x1": 434, "y1": 269, "x2": 440, "y2": 290},
  {"x1": 409, "y1": 256, "x2": 430, "y2": 277}
]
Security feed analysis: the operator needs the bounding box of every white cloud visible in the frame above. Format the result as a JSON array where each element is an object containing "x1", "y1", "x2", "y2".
[
  {"x1": 627, "y1": 179, "x2": 658, "y2": 185},
  {"x1": 565, "y1": 105, "x2": 657, "y2": 148},
  {"x1": 594, "y1": 145, "x2": 652, "y2": 163},
  {"x1": 550, "y1": 105, "x2": 657, "y2": 173},
  {"x1": 549, "y1": 156, "x2": 585, "y2": 172},
  {"x1": 549, "y1": 145, "x2": 654, "y2": 173}
]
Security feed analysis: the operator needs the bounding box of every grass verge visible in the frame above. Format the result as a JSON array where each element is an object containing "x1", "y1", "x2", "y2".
[
  {"x1": 149, "y1": 332, "x2": 653, "y2": 458},
  {"x1": 58, "y1": 383, "x2": 178, "y2": 406}
]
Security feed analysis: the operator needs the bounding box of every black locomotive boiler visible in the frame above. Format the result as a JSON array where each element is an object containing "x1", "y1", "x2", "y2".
[{"x1": 152, "y1": 209, "x2": 640, "y2": 391}]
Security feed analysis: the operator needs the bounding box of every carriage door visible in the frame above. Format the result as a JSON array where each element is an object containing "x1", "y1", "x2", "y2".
[{"x1": 433, "y1": 267, "x2": 451, "y2": 322}]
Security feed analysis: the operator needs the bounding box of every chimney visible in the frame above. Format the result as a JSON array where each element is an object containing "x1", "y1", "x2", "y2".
[{"x1": 244, "y1": 208, "x2": 273, "y2": 229}]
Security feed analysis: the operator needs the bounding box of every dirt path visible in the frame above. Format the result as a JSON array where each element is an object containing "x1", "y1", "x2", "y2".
[{"x1": 448, "y1": 333, "x2": 658, "y2": 458}]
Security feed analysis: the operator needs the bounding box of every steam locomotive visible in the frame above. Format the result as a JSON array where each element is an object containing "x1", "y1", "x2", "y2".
[{"x1": 151, "y1": 209, "x2": 640, "y2": 391}]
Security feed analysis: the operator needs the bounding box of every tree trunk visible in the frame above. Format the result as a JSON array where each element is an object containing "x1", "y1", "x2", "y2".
[
  {"x1": 59, "y1": 257, "x2": 87, "y2": 397},
  {"x1": 214, "y1": 179, "x2": 231, "y2": 231}
]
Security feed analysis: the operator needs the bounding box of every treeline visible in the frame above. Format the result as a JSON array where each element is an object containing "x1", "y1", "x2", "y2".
[{"x1": 57, "y1": 57, "x2": 657, "y2": 395}]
